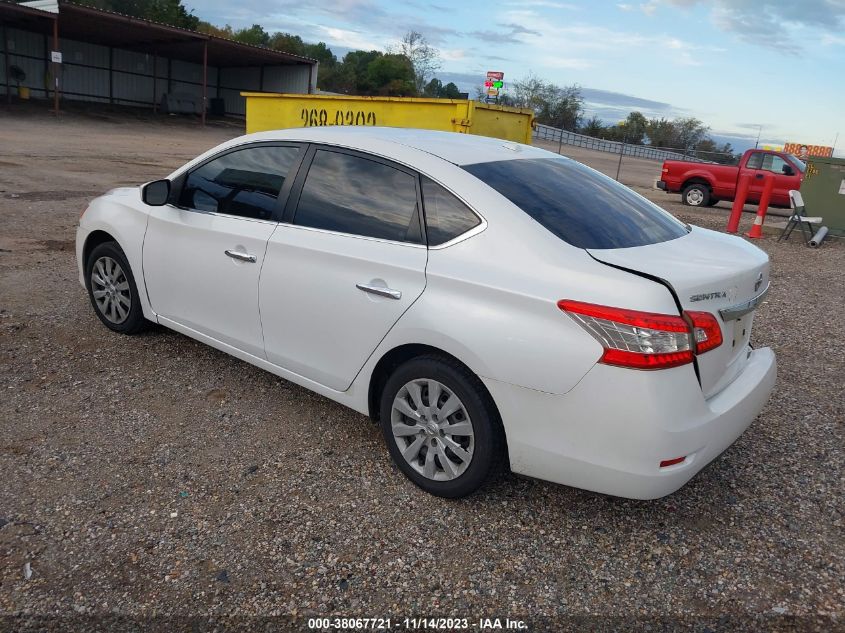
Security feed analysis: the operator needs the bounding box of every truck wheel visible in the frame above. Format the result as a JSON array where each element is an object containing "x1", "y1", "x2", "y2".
[
  {"x1": 682, "y1": 183, "x2": 710, "y2": 207},
  {"x1": 705, "y1": 198, "x2": 720, "y2": 207}
]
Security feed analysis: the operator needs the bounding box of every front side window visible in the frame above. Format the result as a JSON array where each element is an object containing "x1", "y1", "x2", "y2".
[
  {"x1": 462, "y1": 157, "x2": 689, "y2": 250},
  {"x1": 293, "y1": 150, "x2": 421, "y2": 243},
  {"x1": 421, "y1": 177, "x2": 481, "y2": 246},
  {"x1": 178, "y1": 145, "x2": 300, "y2": 220},
  {"x1": 761, "y1": 154, "x2": 788, "y2": 174}
]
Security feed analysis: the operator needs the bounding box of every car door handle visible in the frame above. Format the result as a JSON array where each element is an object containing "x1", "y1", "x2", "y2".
[
  {"x1": 224, "y1": 249, "x2": 257, "y2": 263},
  {"x1": 356, "y1": 283, "x2": 402, "y2": 300}
]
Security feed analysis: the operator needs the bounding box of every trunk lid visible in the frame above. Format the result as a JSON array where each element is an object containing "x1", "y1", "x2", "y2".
[{"x1": 588, "y1": 226, "x2": 769, "y2": 398}]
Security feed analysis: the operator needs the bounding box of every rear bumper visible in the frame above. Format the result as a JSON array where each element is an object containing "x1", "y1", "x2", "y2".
[
  {"x1": 484, "y1": 346, "x2": 776, "y2": 499},
  {"x1": 656, "y1": 180, "x2": 667, "y2": 191}
]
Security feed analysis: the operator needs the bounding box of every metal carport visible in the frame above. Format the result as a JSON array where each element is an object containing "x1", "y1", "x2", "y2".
[{"x1": 0, "y1": 0, "x2": 317, "y2": 124}]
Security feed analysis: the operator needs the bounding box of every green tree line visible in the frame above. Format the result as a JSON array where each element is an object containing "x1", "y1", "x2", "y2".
[
  {"x1": 493, "y1": 73, "x2": 737, "y2": 163},
  {"x1": 65, "y1": 0, "x2": 738, "y2": 160}
]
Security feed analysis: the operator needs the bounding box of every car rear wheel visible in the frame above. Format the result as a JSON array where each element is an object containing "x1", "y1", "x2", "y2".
[
  {"x1": 85, "y1": 241, "x2": 148, "y2": 334},
  {"x1": 705, "y1": 198, "x2": 720, "y2": 207},
  {"x1": 379, "y1": 355, "x2": 504, "y2": 498},
  {"x1": 682, "y1": 183, "x2": 710, "y2": 207}
]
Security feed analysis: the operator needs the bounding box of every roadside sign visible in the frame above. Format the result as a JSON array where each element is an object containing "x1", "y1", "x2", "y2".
[
  {"x1": 485, "y1": 71, "x2": 504, "y2": 101},
  {"x1": 50, "y1": 51, "x2": 62, "y2": 64}
]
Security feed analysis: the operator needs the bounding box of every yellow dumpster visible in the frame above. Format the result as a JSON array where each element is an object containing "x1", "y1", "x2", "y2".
[{"x1": 242, "y1": 93, "x2": 535, "y2": 145}]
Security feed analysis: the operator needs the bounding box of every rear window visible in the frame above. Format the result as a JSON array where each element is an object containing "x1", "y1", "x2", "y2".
[{"x1": 462, "y1": 157, "x2": 689, "y2": 249}]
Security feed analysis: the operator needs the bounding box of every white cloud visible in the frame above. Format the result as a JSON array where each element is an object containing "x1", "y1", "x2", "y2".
[
  {"x1": 639, "y1": 1, "x2": 659, "y2": 15},
  {"x1": 662, "y1": 0, "x2": 845, "y2": 53},
  {"x1": 540, "y1": 56, "x2": 593, "y2": 70},
  {"x1": 440, "y1": 48, "x2": 467, "y2": 61},
  {"x1": 319, "y1": 26, "x2": 381, "y2": 51},
  {"x1": 503, "y1": 0, "x2": 578, "y2": 8},
  {"x1": 821, "y1": 33, "x2": 845, "y2": 45}
]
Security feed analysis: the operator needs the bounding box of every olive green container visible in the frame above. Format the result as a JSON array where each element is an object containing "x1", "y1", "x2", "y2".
[{"x1": 800, "y1": 156, "x2": 845, "y2": 235}]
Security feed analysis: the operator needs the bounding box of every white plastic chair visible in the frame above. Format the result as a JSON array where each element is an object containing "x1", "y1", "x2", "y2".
[{"x1": 778, "y1": 190, "x2": 822, "y2": 244}]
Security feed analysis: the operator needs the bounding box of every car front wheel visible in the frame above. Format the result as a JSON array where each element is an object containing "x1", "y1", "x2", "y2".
[
  {"x1": 379, "y1": 355, "x2": 505, "y2": 498},
  {"x1": 85, "y1": 241, "x2": 148, "y2": 334}
]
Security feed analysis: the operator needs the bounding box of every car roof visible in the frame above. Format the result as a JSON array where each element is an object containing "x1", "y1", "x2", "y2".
[{"x1": 240, "y1": 126, "x2": 556, "y2": 166}]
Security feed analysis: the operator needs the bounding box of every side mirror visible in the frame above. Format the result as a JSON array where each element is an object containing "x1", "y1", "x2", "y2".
[
  {"x1": 782, "y1": 165, "x2": 794, "y2": 176},
  {"x1": 141, "y1": 179, "x2": 171, "y2": 206}
]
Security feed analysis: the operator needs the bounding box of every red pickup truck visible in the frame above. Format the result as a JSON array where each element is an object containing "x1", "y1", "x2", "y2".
[{"x1": 657, "y1": 149, "x2": 805, "y2": 208}]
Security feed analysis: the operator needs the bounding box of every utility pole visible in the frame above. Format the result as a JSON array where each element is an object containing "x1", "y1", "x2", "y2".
[{"x1": 754, "y1": 124, "x2": 762, "y2": 149}]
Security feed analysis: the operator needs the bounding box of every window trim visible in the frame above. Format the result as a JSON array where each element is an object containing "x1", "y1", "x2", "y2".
[
  {"x1": 284, "y1": 144, "x2": 427, "y2": 247},
  {"x1": 168, "y1": 141, "x2": 307, "y2": 222}
]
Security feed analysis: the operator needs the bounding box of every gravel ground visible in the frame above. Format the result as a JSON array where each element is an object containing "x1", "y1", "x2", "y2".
[{"x1": 1, "y1": 105, "x2": 843, "y2": 632}]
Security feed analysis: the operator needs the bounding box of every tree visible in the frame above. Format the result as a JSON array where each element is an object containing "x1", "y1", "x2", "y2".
[
  {"x1": 511, "y1": 74, "x2": 583, "y2": 131},
  {"x1": 442, "y1": 82, "x2": 461, "y2": 99},
  {"x1": 269, "y1": 32, "x2": 306, "y2": 55},
  {"x1": 645, "y1": 117, "x2": 676, "y2": 148},
  {"x1": 365, "y1": 54, "x2": 416, "y2": 96},
  {"x1": 672, "y1": 116, "x2": 710, "y2": 151},
  {"x1": 392, "y1": 31, "x2": 440, "y2": 94},
  {"x1": 423, "y1": 78, "x2": 443, "y2": 97},
  {"x1": 580, "y1": 115, "x2": 605, "y2": 137},
  {"x1": 618, "y1": 111, "x2": 648, "y2": 144},
  {"x1": 423, "y1": 78, "x2": 462, "y2": 99},
  {"x1": 232, "y1": 24, "x2": 270, "y2": 47},
  {"x1": 79, "y1": 0, "x2": 198, "y2": 29},
  {"x1": 197, "y1": 22, "x2": 234, "y2": 38},
  {"x1": 338, "y1": 49, "x2": 382, "y2": 93},
  {"x1": 542, "y1": 84, "x2": 583, "y2": 131},
  {"x1": 511, "y1": 72, "x2": 548, "y2": 113}
]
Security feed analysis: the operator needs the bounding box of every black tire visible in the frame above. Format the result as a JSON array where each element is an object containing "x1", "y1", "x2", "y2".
[
  {"x1": 379, "y1": 355, "x2": 505, "y2": 498},
  {"x1": 85, "y1": 241, "x2": 149, "y2": 334},
  {"x1": 705, "y1": 198, "x2": 720, "y2": 207},
  {"x1": 682, "y1": 183, "x2": 710, "y2": 207}
]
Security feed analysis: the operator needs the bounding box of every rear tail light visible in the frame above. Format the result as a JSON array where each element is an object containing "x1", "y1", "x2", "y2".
[
  {"x1": 686, "y1": 311, "x2": 723, "y2": 354},
  {"x1": 557, "y1": 300, "x2": 722, "y2": 370}
]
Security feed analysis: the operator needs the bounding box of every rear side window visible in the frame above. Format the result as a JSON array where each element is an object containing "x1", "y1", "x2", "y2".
[
  {"x1": 462, "y1": 158, "x2": 689, "y2": 249},
  {"x1": 179, "y1": 145, "x2": 300, "y2": 220},
  {"x1": 421, "y1": 178, "x2": 481, "y2": 245},
  {"x1": 293, "y1": 150, "x2": 422, "y2": 243}
]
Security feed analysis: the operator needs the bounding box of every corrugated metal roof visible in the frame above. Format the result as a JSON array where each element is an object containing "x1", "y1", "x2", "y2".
[{"x1": 1, "y1": 0, "x2": 317, "y2": 67}]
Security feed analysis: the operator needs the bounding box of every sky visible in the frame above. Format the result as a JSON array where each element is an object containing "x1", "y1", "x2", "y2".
[{"x1": 192, "y1": 0, "x2": 845, "y2": 155}]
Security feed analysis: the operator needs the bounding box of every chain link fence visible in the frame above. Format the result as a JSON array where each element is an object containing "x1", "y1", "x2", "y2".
[{"x1": 533, "y1": 123, "x2": 736, "y2": 165}]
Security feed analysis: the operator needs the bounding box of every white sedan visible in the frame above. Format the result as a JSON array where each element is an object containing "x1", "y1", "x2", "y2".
[{"x1": 76, "y1": 127, "x2": 776, "y2": 499}]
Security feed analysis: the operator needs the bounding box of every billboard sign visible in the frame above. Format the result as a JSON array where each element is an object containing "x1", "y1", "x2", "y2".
[{"x1": 783, "y1": 142, "x2": 834, "y2": 159}]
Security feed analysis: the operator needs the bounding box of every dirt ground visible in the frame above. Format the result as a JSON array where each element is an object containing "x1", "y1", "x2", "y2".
[{"x1": 1, "y1": 103, "x2": 843, "y2": 632}]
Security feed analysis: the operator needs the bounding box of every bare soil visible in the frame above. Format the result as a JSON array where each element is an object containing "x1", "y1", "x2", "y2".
[{"x1": 0, "y1": 103, "x2": 842, "y2": 632}]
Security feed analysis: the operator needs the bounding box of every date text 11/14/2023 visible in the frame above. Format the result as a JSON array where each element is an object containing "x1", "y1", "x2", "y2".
[{"x1": 306, "y1": 617, "x2": 529, "y2": 630}]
